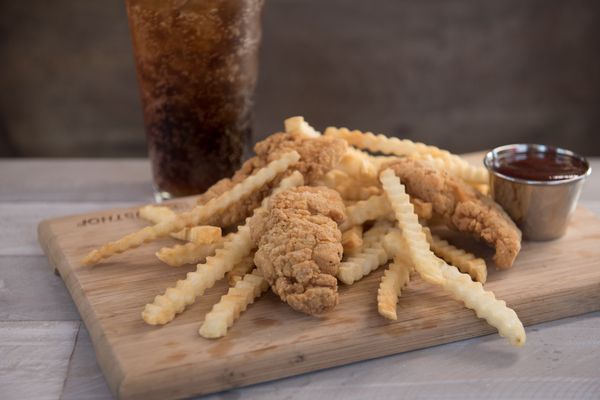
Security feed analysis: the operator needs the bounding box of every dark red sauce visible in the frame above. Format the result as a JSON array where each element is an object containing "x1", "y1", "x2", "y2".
[{"x1": 493, "y1": 150, "x2": 588, "y2": 181}]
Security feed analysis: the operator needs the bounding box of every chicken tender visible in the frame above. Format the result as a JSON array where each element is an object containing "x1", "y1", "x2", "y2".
[
  {"x1": 386, "y1": 158, "x2": 521, "y2": 268},
  {"x1": 197, "y1": 132, "x2": 347, "y2": 227},
  {"x1": 250, "y1": 186, "x2": 346, "y2": 314}
]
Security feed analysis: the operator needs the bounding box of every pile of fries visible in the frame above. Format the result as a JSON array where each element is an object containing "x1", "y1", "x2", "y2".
[{"x1": 82, "y1": 117, "x2": 525, "y2": 347}]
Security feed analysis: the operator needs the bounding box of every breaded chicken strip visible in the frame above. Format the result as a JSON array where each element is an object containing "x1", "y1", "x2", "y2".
[
  {"x1": 386, "y1": 158, "x2": 521, "y2": 268},
  {"x1": 250, "y1": 186, "x2": 346, "y2": 314},
  {"x1": 197, "y1": 132, "x2": 347, "y2": 227}
]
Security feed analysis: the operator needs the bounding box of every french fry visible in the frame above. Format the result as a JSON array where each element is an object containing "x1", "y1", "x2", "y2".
[
  {"x1": 337, "y1": 222, "x2": 393, "y2": 285},
  {"x1": 226, "y1": 254, "x2": 256, "y2": 286},
  {"x1": 284, "y1": 116, "x2": 320, "y2": 138},
  {"x1": 341, "y1": 195, "x2": 431, "y2": 231},
  {"x1": 325, "y1": 127, "x2": 488, "y2": 184},
  {"x1": 377, "y1": 256, "x2": 413, "y2": 320},
  {"x1": 380, "y1": 168, "x2": 525, "y2": 346},
  {"x1": 336, "y1": 147, "x2": 379, "y2": 185},
  {"x1": 156, "y1": 240, "x2": 223, "y2": 267},
  {"x1": 83, "y1": 151, "x2": 300, "y2": 266},
  {"x1": 439, "y1": 262, "x2": 526, "y2": 346},
  {"x1": 341, "y1": 225, "x2": 364, "y2": 255},
  {"x1": 139, "y1": 205, "x2": 176, "y2": 224},
  {"x1": 142, "y1": 224, "x2": 254, "y2": 325},
  {"x1": 171, "y1": 225, "x2": 221, "y2": 243},
  {"x1": 142, "y1": 171, "x2": 305, "y2": 325},
  {"x1": 318, "y1": 169, "x2": 350, "y2": 189},
  {"x1": 424, "y1": 227, "x2": 487, "y2": 283},
  {"x1": 340, "y1": 195, "x2": 391, "y2": 231},
  {"x1": 414, "y1": 154, "x2": 489, "y2": 186},
  {"x1": 380, "y1": 169, "x2": 446, "y2": 285},
  {"x1": 140, "y1": 205, "x2": 223, "y2": 244},
  {"x1": 199, "y1": 269, "x2": 269, "y2": 339}
]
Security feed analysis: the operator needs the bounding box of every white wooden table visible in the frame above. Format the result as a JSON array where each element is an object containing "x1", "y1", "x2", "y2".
[{"x1": 1, "y1": 158, "x2": 599, "y2": 400}]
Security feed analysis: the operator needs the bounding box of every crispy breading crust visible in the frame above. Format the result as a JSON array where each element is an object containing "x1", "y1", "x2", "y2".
[
  {"x1": 196, "y1": 132, "x2": 347, "y2": 227},
  {"x1": 385, "y1": 158, "x2": 521, "y2": 268},
  {"x1": 250, "y1": 186, "x2": 346, "y2": 315}
]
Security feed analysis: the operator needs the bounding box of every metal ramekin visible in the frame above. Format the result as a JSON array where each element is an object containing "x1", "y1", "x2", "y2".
[{"x1": 484, "y1": 144, "x2": 591, "y2": 241}]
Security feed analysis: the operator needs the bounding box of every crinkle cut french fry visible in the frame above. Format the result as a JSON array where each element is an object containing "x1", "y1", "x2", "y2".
[
  {"x1": 171, "y1": 225, "x2": 222, "y2": 244},
  {"x1": 227, "y1": 254, "x2": 256, "y2": 286},
  {"x1": 284, "y1": 116, "x2": 320, "y2": 138},
  {"x1": 439, "y1": 262, "x2": 526, "y2": 346},
  {"x1": 156, "y1": 240, "x2": 223, "y2": 267},
  {"x1": 377, "y1": 256, "x2": 413, "y2": 320},
  {"x1": 337, "y1": 222, "x2": 393, "y2": 285},
  {"x1": 142, "y1": 224, "x2": 254, "y2": 325},
  {"x1": 423, "y1": 227, "x2": 487, "y2": 283},
  {"x1": 380, "y1": 168, "x2": 525, "y2": 346},
  {"x1": 341, "y1": 195, "x2": 392, "y2": 231},
  {"x1": 341, "y1": 195, "x2": 431, "y2": 231},
  {"x1": 341, "y1": 225, "x2": 364, "y2": 255},
  {"x1": 325, "y1": 127, "x2": 488, "y2": 184},
  {"x1": 380, "y1": 169, "x2": 446, "y2": 285},
  {"x1": 82, "y1": 151, "x2": 300, "y2": 266},
  {"x1": 336, "y1": 147, "x2": 379, "y2": 185},
  {"x1": 414, "y1": 154, "x2": 488, "y2": 186},
  {"x1": 140, "y1": 205, "x2": 222, "y2": 244},
  {"x1": 199, "y1": 269, "x2": 269, "y2": 339},
  {"x1": 142, "y1": 171, "x2": 305, "y2": 325},
  {"x1": 139, "y1": 205, "x2": 176, "y2": 224}
]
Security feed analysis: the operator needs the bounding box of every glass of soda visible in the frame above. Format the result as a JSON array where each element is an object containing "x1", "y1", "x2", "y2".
[{"x1": 125, "y1": 0, "x2": 264, "y2": 201}]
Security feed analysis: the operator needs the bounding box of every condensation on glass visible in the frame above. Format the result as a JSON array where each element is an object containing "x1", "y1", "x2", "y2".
[{"x1": 125, "y1": 0, "x2": 264, "y2": 200}]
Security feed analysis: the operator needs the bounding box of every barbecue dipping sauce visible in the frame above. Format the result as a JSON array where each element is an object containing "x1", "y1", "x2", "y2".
[{"x1": 493, "y1": 150, "x2": 588, "y2": 181}]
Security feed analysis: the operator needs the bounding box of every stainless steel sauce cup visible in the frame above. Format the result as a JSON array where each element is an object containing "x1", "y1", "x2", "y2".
[{"x1": 484, "y1": 144, "x2": 591, "y2": 241}]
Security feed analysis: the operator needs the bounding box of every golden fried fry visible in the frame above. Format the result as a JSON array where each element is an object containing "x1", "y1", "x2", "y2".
[
  {"x1": 139, "y1": 205, "x2": 175, "y2": 224},
  {"x1": 340, "y1": 195, "x2": 392, "y2": 231},
  {"x1": 156, "y1": 240, "x2": 223, "y2": 267},
  {"x1": 325, "y1": 127, "x2": 488, "y2": 184},
  {"x1": 336, "y1": 147, "x2": 379, "y2": 185},
  {"x1": 199, "y1": 269, "x2": 269, "y2": 339},
  {"x1": 341, "y1": 194, "x2": 431, "y2": 231},
  {"x1": 284, "y1": 116, "x2": 320, "y2": 138},
  {"x1": 337, "y1": 222, "x2": 393, "y2": 285},
  {"x1": 414, "y1": 154, "x2": 489, "y2": 187},
  {"x1": 142, "y1": 171, "x2": 305, "y2": 325},
  {"x1": 380, "y1": 168, "x2": 525, "y2": 346},
  {"x1": 377, "y1": 256, "x2": 413, "y2": 320},
  {"x1": 142, "y1": 224, "x2": 254, "y2": 325},
  {"x1": 171, "y1": 225, "x2": 222, "y2": 244},
  {"x1": 83, "y1": 151, "x2": 300, "y2": 266},
  {"x1": 439, "y1": 262, "x2": 525, "y2": 346},
  {"x1": 140, "y1": 205, "x2": 222, "y2": 243},
  {"x1": 226, "y1": 254, "x2": 256, "y2": 286},
  {"x1": 341, "y1": 225, "x2": 364, "y2": 255},
  {"x1": 380, "y1": 169, "x2": 446, "y2": 285},
  {"x1": 318, "y1": 169, "x2": 350, "y2": 189},
  {"x1": 423, "y1": 227, "x2": 487, "y2": 283}
]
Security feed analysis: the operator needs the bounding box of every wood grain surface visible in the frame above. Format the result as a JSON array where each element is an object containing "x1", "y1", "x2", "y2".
[
  {"x1": 37, "y1": 199, "x2": 600, "y2": 399},
  {"x1": 2, "y1": 157, "x2": 599, "y2": 400}
]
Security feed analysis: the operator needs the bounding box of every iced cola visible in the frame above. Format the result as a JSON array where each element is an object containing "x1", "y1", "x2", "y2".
[{"x1": 125, "y1": 0, "x2": 264, "y2": 199}]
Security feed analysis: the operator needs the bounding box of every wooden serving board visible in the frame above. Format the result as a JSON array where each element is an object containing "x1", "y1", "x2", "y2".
[{"x1": 38, "y1": 199, "x2": 600, "y2": 400}]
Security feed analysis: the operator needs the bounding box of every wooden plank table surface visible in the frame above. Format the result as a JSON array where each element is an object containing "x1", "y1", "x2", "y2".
[{"x1": 1, "y1": 157, "x2": 599, "y2": 400}]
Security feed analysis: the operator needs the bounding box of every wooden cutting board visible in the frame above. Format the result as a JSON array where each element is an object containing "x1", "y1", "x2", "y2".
[{"x1": 38, "y1": 197, "x2": 600, "y2": 400}]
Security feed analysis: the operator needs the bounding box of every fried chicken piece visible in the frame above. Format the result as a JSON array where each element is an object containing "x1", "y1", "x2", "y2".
[
  {"x1": 250, "y1": 186, "x2": 346, "y2": 314},
  {"x1": 196, "y1": 132, "x2": 347, "y2": 227},
  {"x1": 386, "y1": 158, "x2": 521, "y2": 268}
]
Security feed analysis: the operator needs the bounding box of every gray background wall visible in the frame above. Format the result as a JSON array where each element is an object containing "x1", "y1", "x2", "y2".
[{"x1": 1, "y1": 0, "x2": 599, "y2": 157}]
